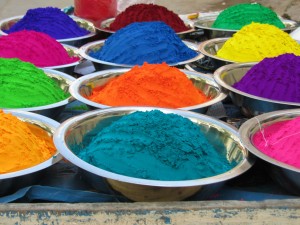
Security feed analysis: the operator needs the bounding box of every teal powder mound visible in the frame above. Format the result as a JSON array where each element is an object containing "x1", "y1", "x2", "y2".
[
  {"x1": 89, "y1": 21, "x2": 198, "y2": 65},
  {"x1": 76, "y1": 110, "x2": 235, "y2": 181}
]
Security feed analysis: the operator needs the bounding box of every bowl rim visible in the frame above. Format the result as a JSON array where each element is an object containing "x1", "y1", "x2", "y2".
[
  {"x1": 213, "y1": 62, "x2": 300, "y2": 106},
  {"x1": 0, "y1": 110, "x2": 62, "y2": 179},
  {"x1": 69, "y1": 68, "x2": 227, "y2": 110},
  {"x1": 96, "y1": 17, "x2": 195, "y2": 35},
  {"x1": 194, "y1": 16, "x2": 298, "y2": 32},
  {"x1": 2, "y1": 68, "x2": 76, "y2": 111},
  {"x1": 0, "y1": 15, "x2": 97, "y2": 41},
  {"x1": 239, "y1": 108, "x2": 300, "y2": 173},
  {"x1": 79, "y1": 39, "x2": 204, "y2": 67},
  {"x1": 54, "y1": 106, "x2": 254, "y2": 187}
]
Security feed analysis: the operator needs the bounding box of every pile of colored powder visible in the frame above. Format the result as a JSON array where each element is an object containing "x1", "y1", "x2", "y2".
[
  {"x1": 0, "y1": 110, "x2": 56, "y2": 173},
  {"x1": 88, "y1": 63, "x2": 210, "y2": 107},
  {"x1": 212, "y1": 3, "x2": 285, "y2": 30},
  {"x1": 0, "y1": 30, "x2": 79, "y2": 67},
  {"x1": 253, "y1": 116, "x2": 300, "y2": 169},
  {"x1": 4, "y1": 7, "x2": 90, "y2": 39},
  {"x1": 233, "y1": 54, "x2": 300, "y2": 102},
  {"x1": 76, "y1": 110, "x2": 235, "y2": 181},
  {"x1": 89, "y1": 21, "x2": 197, "y2": 65},
  {"x1": 109, "y1": 4, "x2": 188, "y2": 33},
  {"x1": 216, "y1": 23, "x2": 300, "y2": 62},
  {"x1": 0, "y1": 58, "x2": 69, "y2": 108}
]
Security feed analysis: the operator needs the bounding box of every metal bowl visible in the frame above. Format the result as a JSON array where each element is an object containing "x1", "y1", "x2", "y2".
[
  {"x1": 79, "y1": 40, "x2": 204, "y2": 70},
  {"x1": 194, "y1": 16, "x2": 298, "y2": 39},
  {"x1": 69, "y1": 68, "x2": 227, "y2": 114},
  {"x1": 97, "y1": 17, "x2": 195, "y2": 39},
  {"x1": 213, "y1": 63, "x2": 300, "y2": 117},
  {"x1": 0, "y1": 110, "x2": 62, "y2": 196},
  {"x1": 239, "y1": 109, "x2": 300, "y2": 195},
  {"x1": 2, "y1": 69, "x2": 75, "y2": 119},
  {"x1": 0, "y1": 15, "x2": 97, "y2": 47},
  {"x1": 54, "y1": 106, "x2": 254, "y2": 202}
]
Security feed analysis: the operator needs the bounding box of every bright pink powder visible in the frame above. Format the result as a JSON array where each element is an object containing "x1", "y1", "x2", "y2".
[
  {"x1": 252, "y1": 116, "x2": 300, "y2": 169},
  {"x1": 0, "y1": 30, "x2": 79, "y2": 67}
]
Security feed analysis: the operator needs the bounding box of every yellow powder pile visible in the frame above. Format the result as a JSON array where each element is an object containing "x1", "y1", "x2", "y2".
[
  {"x1": 216, "y1": 22, "x2": 300, "y2": 62},
  {"x1": 0, "y1": 110, "x2": 56, "y2": 174}
]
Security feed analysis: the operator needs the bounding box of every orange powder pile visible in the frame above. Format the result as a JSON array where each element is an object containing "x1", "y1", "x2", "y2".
[
  {"x1": 0, "y1": 110, "x2": 56, "y2": 174},
  {"x1": 88, "y1": 63, "x2": 210, "y2": 108}
]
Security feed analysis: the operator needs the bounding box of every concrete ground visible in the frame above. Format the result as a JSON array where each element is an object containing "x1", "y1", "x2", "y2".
[{"x1": 0, "y1": 0, "x2": 299, "y2": 21}]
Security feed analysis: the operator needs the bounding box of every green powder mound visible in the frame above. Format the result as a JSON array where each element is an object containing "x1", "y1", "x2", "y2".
[
  {"x1": 0, "y1": 58, "x2": 69, "y2": 108},
  {"x1": 212, "y1": 3, "x2": 285, "y2": 30},
  {"x1": 76, "y1": 110, "x2": 235, "y2": 181}
]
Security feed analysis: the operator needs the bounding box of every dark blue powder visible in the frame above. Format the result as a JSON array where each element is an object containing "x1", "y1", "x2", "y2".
[
  {"x1": 89, "y1": 21, "x2": 198, "y2": 65},
  {"x1": 4, "y1": 7, "x2": 90, "y2": 39}
]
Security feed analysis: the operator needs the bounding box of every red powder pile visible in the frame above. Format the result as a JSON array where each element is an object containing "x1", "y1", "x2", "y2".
[
  {"x1": 109, "y1": 4, "x2": 189, "y2": 33},
  {"x1": 0, "y1": 30, "x2": 79, "y2": 67}
]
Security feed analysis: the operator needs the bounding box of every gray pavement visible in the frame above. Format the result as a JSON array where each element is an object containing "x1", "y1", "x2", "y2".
[{"x1": 0, "y1": 0, "x2": 299, "y2": 21}]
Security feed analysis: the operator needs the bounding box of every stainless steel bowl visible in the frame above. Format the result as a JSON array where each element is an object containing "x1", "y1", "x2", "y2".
[
  {"x1": 0, "y1": 110, "x2": 62, "y2": 196},
  {"x1": 54, "y1": 106, "x2": 254, "y2": 201},
  {"x1": 97, "y1": 17, "x2": 195, "y2": 39},
  {"x1": 239, "y1": 109, "x2": 300, "y2": 195},
  {"x1": 3, "y1": 69, "x2": 75, "y2": 119},
  {"x1": 79, "y1": 40, "x2": 204, "y2": 70},
  {"x1": 194, "y1": 16, "x2": 298, "y2": 39},
  {"x1": 0, "y1": 15, "x2": 97, "y2": 47},
  {"x1": 213, "y1": 63, "x2": 300, "y2": 117},
  {"x1": 69, "y1": 68, "x2": 227, "y2": 114}
]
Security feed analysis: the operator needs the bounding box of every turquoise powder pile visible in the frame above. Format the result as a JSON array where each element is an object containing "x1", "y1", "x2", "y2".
[{"x1": 75, "y1": 110, "x2": 235, "y2": 181}]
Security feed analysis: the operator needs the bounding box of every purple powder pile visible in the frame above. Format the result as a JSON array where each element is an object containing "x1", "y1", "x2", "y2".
[
  {"x1": 4, "y1": 7, "x2": 90, "y2": 39},
  {"x1": 233, "y1": 53, "x2": 300, "y2": 102}
]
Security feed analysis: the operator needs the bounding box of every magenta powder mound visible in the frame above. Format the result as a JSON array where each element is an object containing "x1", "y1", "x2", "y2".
[
  {"x1": 0, "y1": 30, "x2": 79, "y2": 67},
  {"x1": 4, "y1": 7, "x2": 90, "y2": 39},
  {"x1": 233, "y1": 54, "x2": 300, "y2": 103},
  {"x1": 253, "y1": 116, "x2": 300, "y2": 169}
]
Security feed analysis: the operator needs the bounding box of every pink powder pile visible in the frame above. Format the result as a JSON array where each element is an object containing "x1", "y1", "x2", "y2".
[
  {"x1": 0, "y1": 30, "x2": 79, "y2": 67},
  {"x1": 252, "y1": 116, "x2": 300, "y2": 169}
]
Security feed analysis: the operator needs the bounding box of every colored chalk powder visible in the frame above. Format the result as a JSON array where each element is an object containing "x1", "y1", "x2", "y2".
[
  {"x1": 253, "y1": 116, "x2": 300, "y2": 169},
  {"x1": 0, "y1": 30, "x2": 79, "y2": 67},
  {"x1": 0, "y1": 110, "x2": 56, "y2": 174},
  {"x1": 75, "y1": 110, "x2": 235, "y2": 181},
  {"x1": 89, "y1": 21, "x2": 198, "y2": 65},
  {"x1": 216, "y1": 23, "x2": 300, "y2": 62},
  {"x1": 233, "y1": 54, "x2": 300, "y2": 103},
  {"x1": 212, "y1": 3, "x2": 285, "y2": 30},
  {"x1": 0, "y1": 58, "x2": 69, "y2": 108},
  {"x1": 88, "y1": 62, "x2": 210, "y2": 107},
  {"x1": 109, "y1": 4, "x2": 189, "y2": 33},
  {"x1": 4, "y1": 7, "x2": 90, "y2": 39}
]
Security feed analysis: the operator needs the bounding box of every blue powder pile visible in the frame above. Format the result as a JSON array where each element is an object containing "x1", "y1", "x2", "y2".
[
  {"x1": 89, "y1": 21, "x2": 198, "y2": 65},
  {"x1": 4, "y1": 7, "x2": 90, "y2": 39},
  {"x1": 76, "y1": 110, "x2": 234, "y2": 181}
]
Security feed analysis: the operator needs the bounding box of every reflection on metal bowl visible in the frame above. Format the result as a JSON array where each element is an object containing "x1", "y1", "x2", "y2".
[
  {"x1": 213, "y1": 63, "x2": 300, "y2": 117},
  {"x1": 54, "y1": 106, "x2": 254, "y2": 202},
  {"x1": 194, "y1": 16, "x2": 298, "y2": 39},
  {"x1": 239, "y1": 109, "x2": 300, "y2": 195},
  {"x1": 79, "y1": 40, "x2": 204, "y2": 70},
  {"x1": 96, "y1": 17, "x2": 195, "y2": 39},
  {"x1": 0, "y1": 110, "x2": 62, "y2": 196},
  {"x1": 69, "y1": 68, "x2": 227, "y2": 114},
  {"x1": 3, "y1": 69, "x2": 75, "y2": 119},
  {"x1": 0, "y1": 15, "x2": 97, "y2": 47}
]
